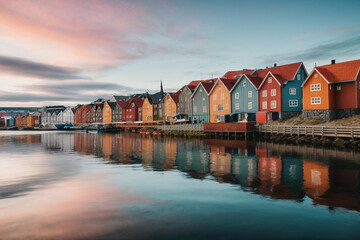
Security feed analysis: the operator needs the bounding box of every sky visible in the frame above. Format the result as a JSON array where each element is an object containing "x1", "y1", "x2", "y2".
[{"x1": 1, "y1": 0, "x2": 360, "y2": 107}]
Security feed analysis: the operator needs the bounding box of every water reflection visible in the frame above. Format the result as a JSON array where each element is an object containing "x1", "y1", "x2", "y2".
[
  {"x1": 17, "y1": 132, "x2": 358, "y2": 212},
  {"x1": 0, "y1": 131, "x2": 360, "y2": 239}
]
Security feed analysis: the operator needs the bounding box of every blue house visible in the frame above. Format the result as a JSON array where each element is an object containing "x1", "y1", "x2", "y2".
[{"x1": 230, "y1": 74, "x2": 262, "y2": 119}]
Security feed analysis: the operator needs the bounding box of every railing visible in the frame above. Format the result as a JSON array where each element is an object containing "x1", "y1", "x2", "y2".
[
  {"x1": 157, "y1": 124, "x2": 204, "y2": 132},
  {"x1": 256, "y1": 125, "x2": 360, "y2": 139}
]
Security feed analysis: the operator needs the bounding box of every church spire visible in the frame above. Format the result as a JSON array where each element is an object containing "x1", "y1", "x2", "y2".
[{"x1": 160, "y1": 80, "x2": 164, "y2": 96}]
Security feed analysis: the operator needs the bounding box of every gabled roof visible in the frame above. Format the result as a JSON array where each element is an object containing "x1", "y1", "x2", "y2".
[
  {"x1": 202, "y1": 81, "x2": 215, "y2": 94},
  {"x1": 315, "y1": 59, "x2": 360, "y2": 83},
  {"x1": 231, "y1": 74, "x2": 263, "y2": 92},
  {"x1": 222, "y1": 69, "x2": 254, "y2": 79},
  {"x1": 116, "y1": 101, "x2": 128, "y2": 108},
  {"x1": 126, "y1": 97, "x2": 143, "y2": 108},
  {"x1": 147, "y1": 91, "x2": 164, "y2": 104},
  {"x1": 113, "y1": 95, "x2": 130, "y2": 102},
  {"x1": 254, "y1": 62, "x2": 303, "y2": 81},
  {"x1": 187, "y1": 79, "x2": 215, "y2": 91},
  {"x1": 108, "y1": 102, "x2": 117, "y2": 109},
  {"x1": 208, "y1": 78, "x2": 237, "y2": 95}
]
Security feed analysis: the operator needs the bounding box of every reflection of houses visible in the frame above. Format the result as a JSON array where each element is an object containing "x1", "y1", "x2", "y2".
[
  {"x1": 281, "y1": 157, "x2": 305, "y2": 199},
  {"x1": 303, "y1": 160, "x2": 329, "y2": 199},
  {"x1": 102, "y1": 134, "x2": 113, "y2": 160},
  {"x1": 176, "y1": 140, "x2": 210, "y2": 179},
  {"x1": 209, "y1": 145, "x2": 232, "y2": 183},
  {"x1": 164, "y1": 138, "x2": 177, "y2": 170},
  {"x1": 231, "y1": 154, "x2": 258, "y2": 188},
  {"x1": 141, "y1": 136, "x2": 154, "y2": 168}
]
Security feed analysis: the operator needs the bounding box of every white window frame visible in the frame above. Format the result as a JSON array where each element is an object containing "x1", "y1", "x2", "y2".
[
  {"x1": 243, "y1": 81, "x2": 246, "y2": 87},
  {"x1": 213, "y1": 94, "x2": 217, "y2": 100},
  {"x1": 262, "y1": 101, "x2": 267, "y2": 109},
  {"x1": 310, "y1": 83, "x2": 321, "y2": 92},
  {"x1": 262, "y1": 90, "x2": 267, "y2": 97},
  {"x1": 271, "y1": 100, "x2": 276, "y2": 109},
  {"x1": 311, "y1": 97, "x2": 321, "y2": 105},
  {"x1": 235, "y1": 92, "x2": 239, "y2": 99},
  {"x1": 248, "y1": 91, "x2": 252, "y2": 98},
  {"x1": 296, "y1": 73, "x2": 301, "y2": 80},
  {"x1": 337, "y1": 84, "x2": 341, "y2": 91},
  {"x1": 271, "y1": 89, "x2": 276, "y2": 96},
  {"x1": 268, "y1": 77, "x2": 272, "y2": 83},
  {"x1": 221, "y1": 93, "x2": 225, "y2": 100},
  {"x1": 218, "y1": 104, "x2": 224, "y2": 111},
  {"x1": 289, "y1": 100, "x2": 298, "y2": 107},
  {"x1": 235, "y1": 103, "x2": 239, "y2": 110},
  {"x1": 248, "y1": 102, "x2": 253, "y2": 110},
  {"x1": 203, "y1": 106, "x2": 206, "y2": 113},
  {"x1": 289, "y1": 88, "x2": 296, "y2": 95}
]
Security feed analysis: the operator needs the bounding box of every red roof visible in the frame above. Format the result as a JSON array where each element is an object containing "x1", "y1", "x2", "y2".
[
  {"x1": 219, "y1": 78, "x2": 237, "y2": 91},
  {"x1": 187, "y1": 79, "x2": 215, "y2": 91},
  {"x1": 201, "y1": 81, "x2": 215, "y2": 93},
  {"x1": 315, "y1": 59, "x2": 360, "y2": 83},
  {"x1": 127, "y1": 98, "x2": 143, "y2": 108},
  {"x1": 116, "y1": 101, "x2": 128, "y2": 108},
  {"x1": 254, "y1": 62, "x2": 302, "y2": 83},
  {"x1": 244, "y1": 74, "x2": 263, "y2": 88},
  {"x1": 223, "y1": 69, "x2": 254, "y2": 79}
]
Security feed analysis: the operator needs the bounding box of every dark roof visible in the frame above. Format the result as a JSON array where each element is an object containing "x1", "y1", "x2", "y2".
[
  {"x1": 219, "y1": 78, "x2": 237, "y2": 91},
  {"x1": 126, "y1": 98, "x2": 143, "y2": 108},
  {"x1": 113, "y1": 95, "x2": 130, "y2": 102},
  {"x1": 108, "y1": 102, "x2": 117, "y2": 109},
  {"x1": 201, "y1": 81, "x2": 215, "y2": 94},
  {"x1": 148, "y1": 92, "x2": 164, "y2": 104},
  {"x1": 116, "y1": 101, "x2": 128, "y2": 108},
  {"x1": 244, "y1": 74, "x2": 263, "y2": 88}
]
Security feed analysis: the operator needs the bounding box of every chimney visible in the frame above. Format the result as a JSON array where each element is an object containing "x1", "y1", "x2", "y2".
[
  {"x1": 331, "y1": 59, "x2": 336, "y2": 64},
  {"x1": 274, "y1": 63, "x2": 277, "y2": 67}
]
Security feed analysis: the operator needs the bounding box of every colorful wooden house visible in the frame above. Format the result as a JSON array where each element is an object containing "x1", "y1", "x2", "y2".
[
  {"x1": 164, "y1": 91, "x2": 181, "y2": 121},
  {"x1": 257, "y1": 62, "x2": 307, "y2": 120},
  {"x1": 16, "y1": 116, "x2": 24, "y2": 127},
  {"x1": 208, "y1": 78, "x2": 237, "y2": 122},
  {"x1": 74, "y1": 105, "x2": 86, "y2": 125},
  {"x1": 230, "y1": 74, "x2": 262, "y2": 119},
  {"x1": 142, "y1": 92, "x2": 164, "y2": 123},
  {"x1": 302, "y1": 59, "x2": 360, "y2": 120},
  {"x1": 103, "y1": 101, "x2": 114, "y2": 123},
  {"x1": 190, "y1": 81, "x2": 215, "y2": 123},
  {"x1": 95, "y1": 103, "x2": 104, "y2": 123},
  {"x1": 112, "y1": 101, "x2": 127, "y2": 122},
  {"x1": 26, "y1": 114, "x2": 40, "y2": 127},
  {"x1": 125, "y1": 98, "x2": 143, "y2": 122}
]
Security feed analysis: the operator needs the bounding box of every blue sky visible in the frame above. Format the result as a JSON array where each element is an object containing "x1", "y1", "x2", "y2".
[{"x1": 0, "y1": 0, "x2": 360, "y2": 106}]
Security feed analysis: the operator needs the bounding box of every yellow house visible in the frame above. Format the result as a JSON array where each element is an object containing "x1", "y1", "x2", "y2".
[
  {"x1": 102, "y1": 101, "x2": 114, "y2": 123},
  {"x1": 142, "y1": 97, "x2": 153, "y2": 122},
  {"x1": 208, "y1": 78, "x2": 237, "y2": 122},
  {"x1": 164, "y1": 91, "x2": 180, "y2": 121}
]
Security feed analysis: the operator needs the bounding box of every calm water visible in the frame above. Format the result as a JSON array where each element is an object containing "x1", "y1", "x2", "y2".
[{"x1": 0, "y1": 131, "x2": 359, "y2": 240}]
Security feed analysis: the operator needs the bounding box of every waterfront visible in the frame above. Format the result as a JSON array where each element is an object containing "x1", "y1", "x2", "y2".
[{"x1": 0, "y1": 131, "x2": 359, "y2": 240}]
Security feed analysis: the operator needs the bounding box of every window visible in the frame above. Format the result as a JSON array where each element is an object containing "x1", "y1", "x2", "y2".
[
  {"x1": 310, "y1": 83, "x2": 321, "y2": 91},
  {"x1": 235, "y1": 103, "x2": 239, "y2": 110},
  {"x1": 296, "y1": 73, "x2": 301, "y2": 80},
  {"x1": 200, "y1": 88, "x2": 202, "y2": 92},
  {"x1": 337, "y1": 84, "x2": 341, "y2": 90},
  {"x1": 271, "y1": 89, "x2": 276, "y2": 96},
  {"x1": 225, "y1": 104, "x2": 228, "y2": 110},
  {"x1": 248, "y1": 91, "x2": 252, "y2": 98},
  {"x1": 203, "y1": 106, "x2": 206, "y2": 113},
  {"x1": 202, "y1": 97, "x2": 205, "y2": 101},
  {"x1": 131, "y1": 103, "x2": 135, "y2": 107},
  {"x1": 262, "y1": 90, "x2": 267, "y2": 97},
  {"x1": 213, "y1": 94, "x2": 217, "y2": 100},
  {"x1": 311, "y1": 97, "x2": 321, "y2": 105},
  {"x1": 193, "y1": 106, "x2": 197, "y2": 113},
  {"x1": 221, "y1": 93, "x2": 225, "y2": 100},
  {"x1": 243, "y1": 81, "x2": 246, "y2": 87},
  {"x1": 213, "y1": 105, "x2": 216, "y2": 111},
  {"x1": 271, "y1": 100, "x2": 276, "y2": 109},
  {"x1": 289, "y1": 100, "x2": 298, "y2": 107},
  {"x1": 315, "y1": 73, "x2": 318, "y2": 78},
  {"x1": 235, "y1": 92, "x2": 239, "y2": 99},
  {"x1": 248, "y1": 102, "x2": 253, "y2": 110},
  {"x1": 289, "y1": 88, "x2": 296, "y2": 95},
  {"x1": 215, "y1": 115, "x2": 219, "y2": 120},
  {"x1": 262, "y1": 101, "x2": 267, "y2": 109},
  {"x1": 218, "y1": 104, "x2": 224, "y2": 111},
  {"x1": 268, "y1": 77, "x2": 272, "y2": 83}
]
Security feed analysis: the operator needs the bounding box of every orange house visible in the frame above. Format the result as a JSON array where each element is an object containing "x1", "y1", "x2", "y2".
[
  {"x1": 164, "y1": 91, "x2": 180, "y2": 121},
  {"x1": 142, "y1": 97, "x2": 153, "y2": 122},
  {"x1": 26, "y1": 115, "x2": 40, "y2": 127},
  {"x1": 102, "y1": 101, "x2": 113, "y2": 123},
  {"x1": 302, "y1": 59, "x2": 360, "y2": 120},
  {"x1": 208, "y1": 78, "x2": 237, "y2": 122}
]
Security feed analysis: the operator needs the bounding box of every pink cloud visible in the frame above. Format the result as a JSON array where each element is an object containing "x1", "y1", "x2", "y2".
[{"x1": 0, "y1": 0, "x2": 157, "y2": 69}]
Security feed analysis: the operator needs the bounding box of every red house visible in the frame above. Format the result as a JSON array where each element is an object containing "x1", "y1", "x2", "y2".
[
  {"x1": 124, "y1": 98, "x2": 144, "y2": 122},
  {"x1": 74, "y1": 105, "x2": 86, "y2": 125}
]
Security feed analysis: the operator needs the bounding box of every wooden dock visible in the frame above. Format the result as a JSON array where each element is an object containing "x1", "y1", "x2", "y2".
[{"x1": 257, "y1": 124, "x2": 360, "y2": 139}]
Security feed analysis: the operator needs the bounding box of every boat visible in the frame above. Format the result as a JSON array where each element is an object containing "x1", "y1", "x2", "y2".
[{"x1": 55, "y1": 124, "x2": 73, "y2": 130}]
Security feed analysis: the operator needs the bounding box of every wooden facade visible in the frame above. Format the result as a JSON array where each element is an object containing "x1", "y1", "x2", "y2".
[
  {"x1": 125, "y1": 98, "x2": 143, "y2": 122},
  {"x1": 191, "y1": 81, "x2": 214, "y2": 123},
  {"x1": 164, "y1": 92, "x2": 180, "y2": 121},
  {"x1": 102, "y1": 101, "x2": 113, "y2": 123},
  {"x1": 208, "y1": 78, "x2": 236, "y2": 123}
]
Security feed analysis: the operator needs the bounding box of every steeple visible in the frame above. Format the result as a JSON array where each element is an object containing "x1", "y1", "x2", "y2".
[{"x1": 160, "y1": 80, "x2": 164, "y2": 96}]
